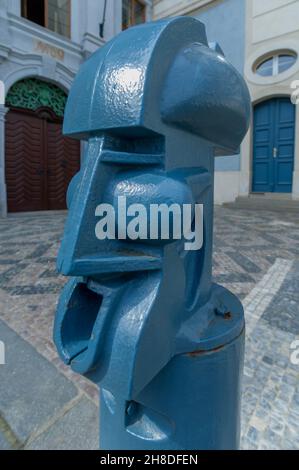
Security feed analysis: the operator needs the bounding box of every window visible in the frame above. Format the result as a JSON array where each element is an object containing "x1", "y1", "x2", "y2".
[
  {"x1": 278, "y1": 54, "x2": 296, "y2": 74},
  {"x1": 255, "y1": 52, "x2": 297, "y2": 77},
  {"x1": 256, "y1": 57, "x2": 273, "y2": 77},
  {"x1": 21, "y1": 0, "x2": 71, "y2": 38},
  {"x1": 122, "y1": 0, "x2": 146, "y2": 30}
]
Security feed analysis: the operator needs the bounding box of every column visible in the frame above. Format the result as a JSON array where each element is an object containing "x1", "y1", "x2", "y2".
[{"x1": 0, "y1": 105, "x2": 8, "y2": 217}]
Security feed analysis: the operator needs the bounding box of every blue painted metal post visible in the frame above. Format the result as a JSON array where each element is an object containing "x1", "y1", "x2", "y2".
[{"x1": 54, "y1": 17, "x2": 250, "y2": 450}]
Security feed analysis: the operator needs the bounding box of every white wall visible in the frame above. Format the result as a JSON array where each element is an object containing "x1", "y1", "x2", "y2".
[
  {"x1": 252, "y1": 1, "x2": 299, "y2": 43},
  {"x1": 214, "y1": 172, "x2": 240, "y2": 204}
]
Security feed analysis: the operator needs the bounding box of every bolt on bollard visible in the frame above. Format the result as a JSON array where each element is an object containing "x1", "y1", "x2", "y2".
[{"x1": 54, "y1": 17, "x2": 251, "y2": 450}]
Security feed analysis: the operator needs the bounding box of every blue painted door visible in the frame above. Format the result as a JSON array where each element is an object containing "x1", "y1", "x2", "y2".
[{"x1": 253, "y1": 97, "x2": 295, "y2": 193}]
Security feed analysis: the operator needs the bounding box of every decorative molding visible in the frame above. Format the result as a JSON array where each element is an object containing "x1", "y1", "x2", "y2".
[
  {"x1": 153, "y1": 0, "x2": 214, "y2": 19},
  {"x1": 35, "y1": 40, "x2": 65, "y2": 61},
  {"x1": 82, "y1": 32, "x2": 105, "y2": 48},
  {"x1": 251, "y1": 90, "x2": 292, "y2": 106},
  {"x1": 7, "y1": 13, "x2": 82, "y2": 56},
  {"x1": 1, "y1": 55, "x2": 72, "y2": 91},
  {"x1": 0, "y1": 104, "x2": 8, "y2": 119},
  {"x1": 82, "y1": 32, "x2": 105, "y2": 58},
  {"x1": 0, "y1": 44, "x2": 10, "y2": 62}
]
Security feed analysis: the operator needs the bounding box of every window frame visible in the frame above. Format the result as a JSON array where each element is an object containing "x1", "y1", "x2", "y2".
[
  {"x1": 21, "y1": 0, "x2": 71, "y2": 39},
  {"x1": 122, "y1": 0, "x2": 146, "y2": 31},
  {"x1": 255, "y1": 51, "x2": 297, "y2": 77}
]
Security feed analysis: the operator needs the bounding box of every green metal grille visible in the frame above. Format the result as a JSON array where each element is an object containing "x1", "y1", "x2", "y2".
[{"x1": 6, "y1": 78, "x2": 67, "y2": 117}]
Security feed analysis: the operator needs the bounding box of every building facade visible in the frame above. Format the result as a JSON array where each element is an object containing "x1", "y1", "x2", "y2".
[
  {"x1": 154, "y1": 0, "x2": 299, "y2": 204},
  {"x1": 0, "y1": 0, "x2": 152, "y2": 216},
  {"x1": 1, "y1": 0, "x2": 298, "y2": 214}
]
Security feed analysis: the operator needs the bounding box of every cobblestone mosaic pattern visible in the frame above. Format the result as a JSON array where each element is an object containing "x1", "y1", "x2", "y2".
[
  {"x1": 0, "y1": 207, "x2": 298, "y2": 449},
  {"x1": 241, "y1": 258, "x2": 299, "y2": 449},
  {"x1": 0, "y1": 212, "x2": 98, "y2": 403}
]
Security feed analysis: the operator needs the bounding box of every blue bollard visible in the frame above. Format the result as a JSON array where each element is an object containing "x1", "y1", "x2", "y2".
[{"x1": 54, "y1": 17, "x2": 251, "y2": 450}]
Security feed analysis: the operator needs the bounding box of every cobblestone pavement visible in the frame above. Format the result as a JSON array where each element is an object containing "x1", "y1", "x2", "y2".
[{"x1": 0, "y1": 207, "x2": 298, "y2": 449}]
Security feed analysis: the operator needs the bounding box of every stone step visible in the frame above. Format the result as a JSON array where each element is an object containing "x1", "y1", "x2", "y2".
[{"x1": 223, "y1": 196, "x2": 299, "y2": 213}]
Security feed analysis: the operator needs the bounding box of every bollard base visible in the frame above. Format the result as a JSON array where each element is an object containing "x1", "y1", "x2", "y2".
[{"x1": 99, "y1": 329, "x2": 245, "y2": 450}]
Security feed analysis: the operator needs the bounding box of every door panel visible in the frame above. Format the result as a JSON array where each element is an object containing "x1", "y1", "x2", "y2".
[
  {"x1": 5, "y1": 108, "x2": 81, "y2": 212},
  {"x1": 252, "y1": 98, "x2": 295, "y2": 193},
  {"x1": 274, "y1": 98, "x2": 295, "y2": 193},
  {"x1": 5, "y1": 110, "x2": 45, "y2": 212},
  {"x1": 252, "y1": 100, "x2": 274, "y2": 192},
  {"x1": 46, "y1": 121, "x2": 80, "y2": 210}
]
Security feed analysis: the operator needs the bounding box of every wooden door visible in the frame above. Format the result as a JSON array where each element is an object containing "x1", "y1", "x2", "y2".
[
  {"x1": 272, "y1": 98, "x2": 295, "y2": 193},
  {"x1": 46, "y1": 121, "x2": 81, "y2": 210},
  {"x1": 5, "y1": 108, "x2": 80, "y2": 212},
  {"x1": 252, "y1": 98, "x2": 295, "y2": 193},
  {"x1": 5, "y1": 110, "x2": 45, "y2": 212}
]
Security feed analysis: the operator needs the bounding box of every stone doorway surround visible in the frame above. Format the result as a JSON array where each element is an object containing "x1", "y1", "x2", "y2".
[
  {"x1": 240, "y1": 30, "x2": 299, "y2": 202},
  {"x1": 0, "y1": 67, "x2": 74, "y2": 217},
  {"x1": 239, "y1": 91, "x2": 299, "y2": 202}
]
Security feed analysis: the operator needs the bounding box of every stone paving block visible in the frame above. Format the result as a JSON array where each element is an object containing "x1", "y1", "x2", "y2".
[
  {"x1": 214, "y1": 272, "x2": 255, "y2": 283},
  {"x1": 262, "y1": 292, "x2": 299, "y2": 335},
  {"x1": 26, "y1": 397, "x2": 98, "y2": 450},
  {"x1": 0, "y1": 319, "x2": 78, "y2": 444},
  {"x1": 226, "y1": 252, "x2": 262, "y2": 274}
]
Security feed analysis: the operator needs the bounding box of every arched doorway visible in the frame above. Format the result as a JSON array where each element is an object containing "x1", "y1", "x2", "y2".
[
  {"x1": 252, "y1": 97, "x2": 295, "y2": 193},
  {"x1": 5, "y1": 78, "x2": 80, "y2": 212}
]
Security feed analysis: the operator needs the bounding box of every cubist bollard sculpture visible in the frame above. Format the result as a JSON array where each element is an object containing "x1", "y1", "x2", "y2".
[{"x1": 54, "y1": 17, "x2": 251, "y2": 450}]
